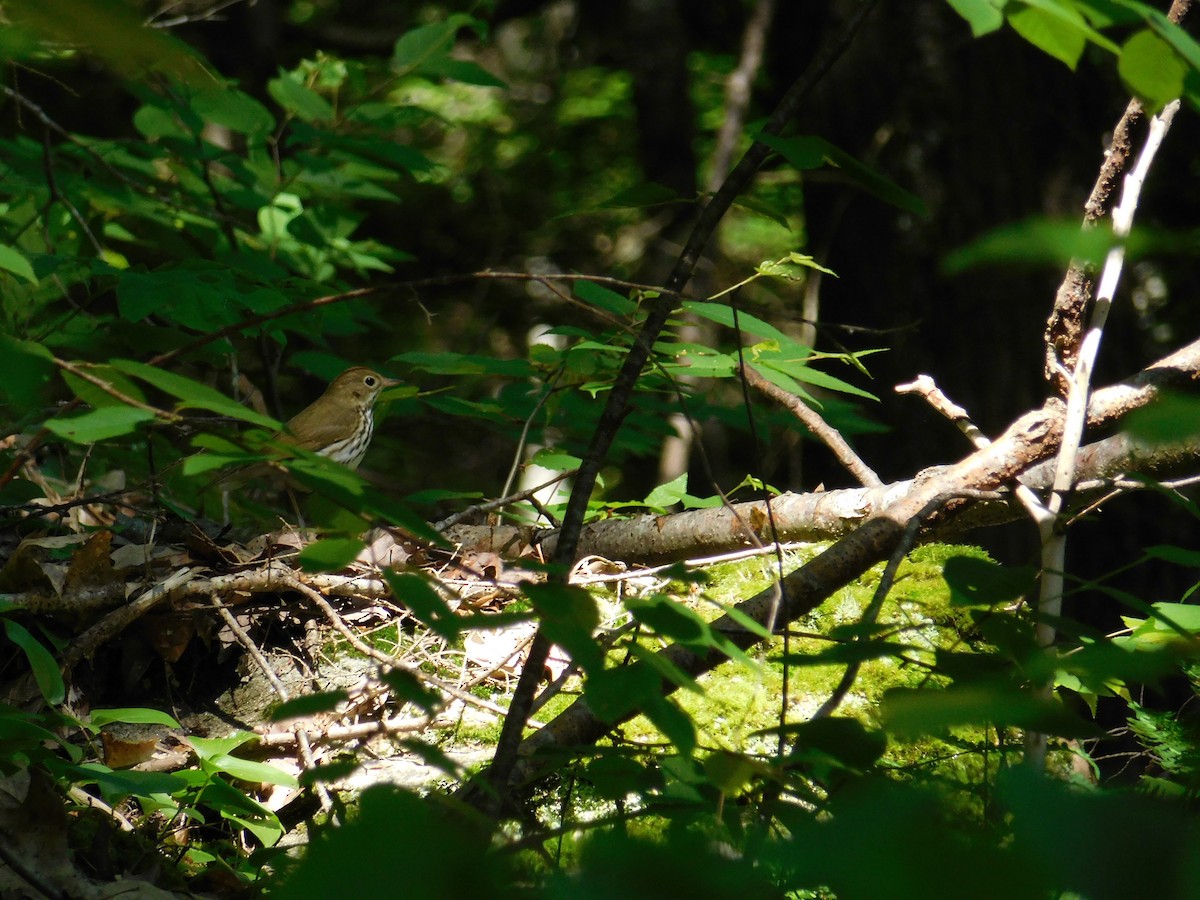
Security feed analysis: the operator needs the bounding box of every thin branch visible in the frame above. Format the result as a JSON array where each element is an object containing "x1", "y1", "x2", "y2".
[
  {"x1": 1043, "y1": 0, "x2": 1194, "y2": 389},
  {"x1": 1027, "y1": 99, "x2": 1182, "y2": 770},
  {"x1": 434, "y1": 469, "x2": 578, "y2": 531},
  {"x1": 212, "y1": 595, "x2": 332, "y2": 809},
  {"x1": 744, "y1": 363, "x2": 882, "y2": 486}
]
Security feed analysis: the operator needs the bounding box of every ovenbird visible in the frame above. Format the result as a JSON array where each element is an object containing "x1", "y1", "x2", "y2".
[
  {"x1": 216, "y1": 367, "x2": 399, "y2": 490},
  {"x1": 279, "y1": 366, "x2": 399, "y2": 468}
]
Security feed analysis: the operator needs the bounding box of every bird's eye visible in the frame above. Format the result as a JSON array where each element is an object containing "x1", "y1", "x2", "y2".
[{"x1": 364, "y1": 376, "x2": 378, "y2": 387}]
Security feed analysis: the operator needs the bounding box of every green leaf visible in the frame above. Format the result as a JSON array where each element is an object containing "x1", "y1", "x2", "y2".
[
  {"x1": 755, "y1": 252, "x2": 838, "y2": 280},
  {"x1": 391, "y1": 15, "x2": 478, "y2": 75},
  {"x1": 189, "y1": 732, "x2": 258, "y2": 760},
  {"x1": 7, "y1": 0, "x2": 205, "y2": 82},
  {"x1": 384, "y1": 571, "x2": 460, "y2": 640},
  {"x1": 757, "y1": 134, "x2": 927, "y2": 216},
  {"x1": 3, "y1": 620, "x2": 64, "y2": 705},
  {"x1": 296, "y1": 538, "x2": 366, "y2": 573},
  {"x1": 943, "y1": 556, "x2": 1037, "y2": 607},
  {"x1": 644, "y1": 473, "x2": 689, "y2": 508},
  {"x1": 44, "y1": 406, "x2": 157, "y2": 443},
  {"x1": 1119, "y1": 29, "x2": 1187, "y2": 112},
  {"x1": 585, "y1": 665, "x2": 661, "y2": 722},
  {"x1": 1124, "y1": 391, "x2": 1200, "y2": 444},
  {"x1": 87, "y1": 708, "x2": 182, "y2": 729},
  {"x1": 750, "y1": 357, "x2": 877, "y2": 401},
  {"x1": 268, "y1": 73, "x2": 335, "y2": 123},
  {"x1": 1006, "y1": 1, "x2": 1113, "y2": 69},
  {"x1": 0, "y1": 336, "x2": 53, "y2": 406},
  {"x1": 627, "y1": 596, "x2": 706, "y2": 643},
  {"x1": 61, "y1": 366, "x2": 146, "y2": 410},
  {"x1": 946, "y1": 0, "x2": 1006, "y2": 36},
  {"x1": 1127, "y1": 0, "x2": 1200, "y2": 72},
  {"x1": 575, "y1": 280, "x2": 638, "y2": 316},
  {"x1": 379, "y1": 669, "x2": 441, "y2": 715},
  {"x1": 684, "y1": 300, "x2": 796, "y2": 345},
  {"x1": 528, "y1": 447, "x2": 582, "y2": 472},
  {"x1": 643, "y1": 696, "x2": 696, "y2": 755},
  {"x1": 585, "y1": 754, "x2": 658, "y2": 800},
  {"x1": 206, "y1": 753, "x2": 299, "y2": 788},
  {"x1": 882, "y1": 683, "x2": 1101, "y2": 738},
  {"x1": 766, "y1": 717, "x2": 888, "y2": 770},
  {"x1": 593, "y1": 182, "x2": 681, "y2": 210},
  {"x1": 70, "y1": 763, "x2": 190, "y2": 801},
  {"x1": 111, "y1": 360, "x2": 281, "y2": 429},
  {"x1": 192, "y1": 86, "x2": 275, "y2": 136},
  {"x1": 943, "y1": 218, "x2": 1145, "y2": 272},
  {"x1": 0, "y1": 244, "x2": 36, "y2": 283},
  {"x1": 1144, "y1": 545, "x2": 1200, "y2": 567},
  {"x1": 132, "y1": 102, "x2": 191, "y2": 140},
  {"x1": 422, "y1": 57, "x2": 505, "y2": 88},
  {"x1": 524, "y1": 582, "x2": 602, "y2": 673}
]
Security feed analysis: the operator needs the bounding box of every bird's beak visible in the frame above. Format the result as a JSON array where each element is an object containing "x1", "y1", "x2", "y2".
[{"x1": 379, "y1": 376, "x2": 405, "y2": 398}]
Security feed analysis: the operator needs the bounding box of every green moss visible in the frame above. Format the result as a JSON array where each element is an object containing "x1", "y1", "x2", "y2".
[{"x1": 604, "y1": 543, "x2": 1012, "y2": 815}]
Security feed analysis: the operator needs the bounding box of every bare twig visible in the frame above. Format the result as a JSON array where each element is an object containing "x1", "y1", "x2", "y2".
[
  {"x1": 61, "y1": 567, "x2": 197, "y2": 667},
  {"x1": 212, "y1": 595, "x2": 332, "y2": 809},
  {"x1": 281, "y1": 574, "x2": 545, "y2": 727},
  {"x1": 896, "y1": 374, "x2": 988, "y2": 448},
  {"x1": 434, "y1": 469, "x2": 578, "y2": 531},
  {"x1": 744, "y1": 363, "x2": 882, "y2": 486}
]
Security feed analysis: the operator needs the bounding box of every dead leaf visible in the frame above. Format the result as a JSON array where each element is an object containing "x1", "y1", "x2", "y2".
[{"x1": 64, "y1": 531, "x2": 117, "y2": 594}]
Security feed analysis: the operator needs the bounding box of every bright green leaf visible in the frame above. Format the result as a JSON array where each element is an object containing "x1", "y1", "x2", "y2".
[
  {"x1": 1124, "y1": 392, "x2": 1200, "y2": 444},
  {"x1": 296, "y1": 538, "x2": 365, "y2": 573},
  {"x1": 88, "y1": 708, "x2": 182, "y2": 729},
  {"x1": 947, "y1": 0, "x2": 1006, "y2": 36},
  {"x1": 1119, "y1": 29, "x2": 1187, "y2": 112},
  {"x1": 268, "y1": 73, "x2": 335, "y2": 123},
  {"x1": 45, "y1": 406, "x2": 157, "y2": 443},
  {"x1": 3, "y1": 620, "x2": 64, "y2": 704},
  {"x1": 1007, "y1": 4, "x2": 1088, "y2": 69},
  {"x1": 0, "y1": 244, "x2": 36, "y2": 283},
  {"x1": 111, "y1": 360, "x2": 281, "y2": 429},
  {"x1": 385, "y1": 571, "x2": 460, "y2": 640},
  {"x1": 585, "y1": 665, "x2": 661, "y2": 722}
]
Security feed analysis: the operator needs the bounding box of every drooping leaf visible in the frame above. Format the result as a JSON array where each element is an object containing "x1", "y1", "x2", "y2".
[
  {"x1": 269, "y1": 72, "x2": 335, "y2": 123},
  {"x1": 0, "y1": 244, "x2": 36, "y2": 282},
  {"x1": 758, "y1": 133, "x2": 927, "y2": 216},
  {"x1": 1124, "y1": 391, "x2": 1200, "y2": 444},
  {"x1": 0, "y1": 335, "x2": 53, "y2": 407},
  {"x1": 3, "y1": 619, "x2": 64, "y2": 704},
  {"x1": 192, "y1": 86, "x2": 275, "y2": 136},
  {"x1": 1118, "y1": 29, "x2": 1187, "y2": 113},
  {"x1": 111, "y1": 359, "x2": 281, "y2": 429},
  {"x1": 585, "y1": 664, "x2": 661, "y2": 722},
  {"x1": 943, "y1": 555, "x2": 1037, "y2": 607},
  {"x1": 44, "y1": 406, "x2": 157, "y2": 443},
  {"x1": 523, "y1": 582, "x2": 602, "y2": 673},
  {"x1": 88, "y1": 708, "x2": 182, "y2": 729},
  {"x1": 296, "y1": 537, "x2": 366, "y2": 573},
  {"x1": 946, "y1": 0, "x2": 1006, "y2": 36},
  {"x1": 882, "y1": 683, "x2": 1101, "y2": 738},
  {"x1": 385, "y1": 571, "x2": 460, "y2": 640}
]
